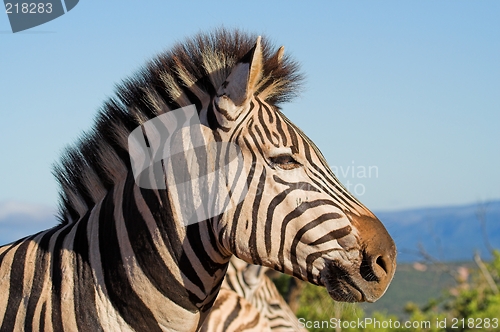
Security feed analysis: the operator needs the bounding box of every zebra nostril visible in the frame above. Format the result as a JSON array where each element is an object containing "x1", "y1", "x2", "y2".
[
  {"x1": 360, "y1": 251, "x2": 391, "y2": 282},
  {"x1": 360, "y1": 251, "x2": 378, "y2": 282},
  {"x1": 350, "y1": 214, "x2": 396, "y2": 289},
  {"x1": 375, "y1": 255, "x2": 388, "y2": 275}
]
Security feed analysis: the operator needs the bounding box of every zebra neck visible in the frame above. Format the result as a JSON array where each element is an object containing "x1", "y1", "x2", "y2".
[{"x1": 81, "y1": 174, "x2": 231, "y2": 330}]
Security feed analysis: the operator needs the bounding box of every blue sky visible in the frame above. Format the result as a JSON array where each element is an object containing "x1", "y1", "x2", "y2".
[{"x1": 1, "y1": 1, "x2": 499, "y2": 213}]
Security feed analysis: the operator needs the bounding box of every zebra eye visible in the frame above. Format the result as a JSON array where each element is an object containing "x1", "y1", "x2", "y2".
[{"x1": 269, "y1": 154, "x2": 301, "y2": 170}]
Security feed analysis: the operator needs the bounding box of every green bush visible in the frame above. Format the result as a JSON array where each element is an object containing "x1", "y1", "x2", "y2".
[{"x1": 274, "y1": 251, "x2": 500, "y2": 332}]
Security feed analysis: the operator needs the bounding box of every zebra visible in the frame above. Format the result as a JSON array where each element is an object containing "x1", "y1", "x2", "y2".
[
  {"x1": 201, "y1": 257, "x2": 306, "y2": 331},
  {"x1": 0, "y1": 29, "x2": 396, "y2": 331},
  {"x1": 200, "y1": 290, "x2": 270, "y2": 332}
]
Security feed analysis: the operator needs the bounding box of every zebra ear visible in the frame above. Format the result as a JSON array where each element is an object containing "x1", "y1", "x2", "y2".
[
  {"x1": 271, "y1": 46, "x2": 285, "y2": 66},
  {"x1": 216, "y1": 36, "x2": 263, "y2": 107}
]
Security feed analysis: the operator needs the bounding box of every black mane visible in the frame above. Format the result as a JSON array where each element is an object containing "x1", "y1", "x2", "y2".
[{"x1": 53, "y1": 28, "x2": 303, "y2": 224}]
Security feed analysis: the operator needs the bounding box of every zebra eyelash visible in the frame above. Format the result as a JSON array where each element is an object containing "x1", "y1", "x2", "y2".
[{"x1": 269, "y1": 154, "x2": 302, "y2": 170}]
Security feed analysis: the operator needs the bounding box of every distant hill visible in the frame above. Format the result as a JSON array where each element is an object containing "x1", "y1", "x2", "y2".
[
  {"x1": 376, "y1": 200, "x2": 500, "y2": 262},
  {"x1": 0, "y1": 201, "x2": 58, "y2": 245},
  {"x1": 359, "y1": 261, "x2": 474, "y2": 318},
  {"x1": 1, "y1": 200, "x2": 499, "y2": 263}
]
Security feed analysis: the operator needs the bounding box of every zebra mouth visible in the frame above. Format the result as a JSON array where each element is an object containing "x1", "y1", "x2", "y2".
[{"x1": 320, "y1": 262, "x2": 366, "y2": 303}]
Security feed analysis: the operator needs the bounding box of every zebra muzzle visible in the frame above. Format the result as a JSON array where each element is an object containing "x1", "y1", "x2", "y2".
[{"x1": 321, "y1": 215, "x2": 397, "y2": 303}]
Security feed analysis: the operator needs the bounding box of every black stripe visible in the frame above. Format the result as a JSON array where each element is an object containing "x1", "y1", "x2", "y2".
[
  {"x1": 228, "y1": 101, "x2": 254, "y2": 143},
  {"x1": 222, "y1": 138, "x2": 244, "y2": 213},
  {"x1": 212, "y1": 101, "x2": 231, "y2": 132},
  {"x1": 308, "y1": 225, "x2": 351, "y2": 246},
  {"x1": 222, "y1": 299, "x2": 241, "y2": 331},
  {"x1": 272, "y1": 131, "x2": 281, "y2": 145},
  {"x1": 276, "y1": 199, "x2": 339, "y2": 270},
  {"x1": 141, "y1": 185, "x2": 184, "y2": 266},
  {"x1": 182, "y1": 86, "x2": 203, "y2": 115},
  {"x1": 123, "y1": 176, "x2": 199, "y2": 311},
  {"x1": 261, "y1": 103, "x2": 278, "y2": 142},
  {"x1": 0, "y1": 246, "x2": 10, "y2": 266},
  {"x1": 0, "y1": 235, "x2": 30, "y2": 262},
  {"x1": 248, "y1": 124, "x2": 272, "y2": 168},
  {"x1": 282, "y1": 116, "x2": 299, "y2": 154},
  {"x1": 186, "y1": 222, "x2": 226, "y2": 278},
  {"x1": 51, "y1": 224, "x2": 74, "y2": 332},
  {"x1": 24, "y1": 227, "x2": 60, "y2": 332},
  {"x1": 250, "y1": 119, "x2": 265, "y2": 146},
  {"x1": 275, "y1": 114, "x2": 287, "y2": 147},
  {"x1": 98, "y1": 187, "x2": 163, "y2": 332},
  {"x1": 206, "y1": 102, "x2": 220, "y2": 131},
  {"x1": 238, "y1": 306, "x2": 261, "y2": 330},
  {"x1": 1, "y1": 239, "x2": 30, "y2": 332},
  {"x1": 228, "y1": 136, "x2": 258, "y2": 254},
  {"x1": 262, "y1": 101, "x2": 275, "y2": 124},
  {"x1": 248, "y1": 170, "x2": 266, "y2": 265},
  {"x1": 262, "y1": 103, "x2": 286, "y2": 148},
  {"x1": 265, "y1": 178, "x2": 321, "y2": 256},
  {"x1": 39, "y1": 302, "x2": 46, "y2": 331},
  {"x1": 224, "y1": 277, "x2": 236, "y2": 294},
  {"x1": 257, "y1": 104, "x2": 278, "y2": 147},
  {"x1": 73, "y1": 212, "x2": 103, "y2": 331}
]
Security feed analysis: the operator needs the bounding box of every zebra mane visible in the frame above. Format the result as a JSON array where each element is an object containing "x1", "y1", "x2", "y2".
[{"x1": 53, "y1": 28, "x2": 303, "y2": 224}]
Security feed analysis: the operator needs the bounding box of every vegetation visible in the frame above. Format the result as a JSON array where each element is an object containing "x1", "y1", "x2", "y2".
[{"x1": 273, "y1": 251, "x2": 500, "y2": 331}]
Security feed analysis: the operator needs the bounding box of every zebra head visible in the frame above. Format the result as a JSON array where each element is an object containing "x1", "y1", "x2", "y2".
[{"x1": 211, "y1": 37, "x2": 396, "y2": 303}]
